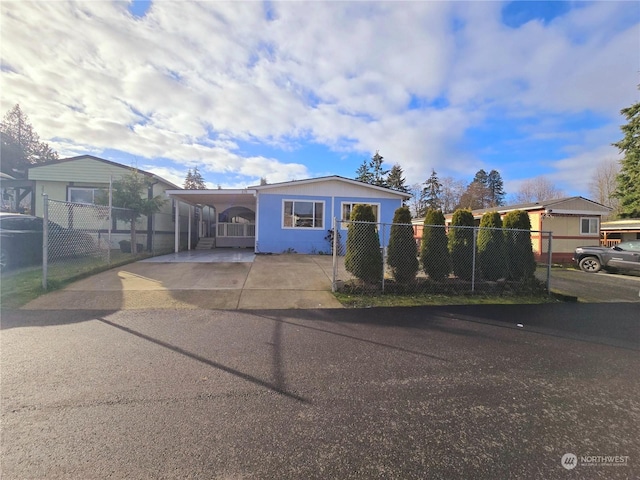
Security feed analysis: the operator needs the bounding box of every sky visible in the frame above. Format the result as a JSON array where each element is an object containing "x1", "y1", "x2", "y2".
[{"x1": 1, "y1": 0, "x2": 639, "y2": 200}]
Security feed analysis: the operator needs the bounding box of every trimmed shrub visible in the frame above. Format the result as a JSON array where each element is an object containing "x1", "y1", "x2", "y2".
[
  {"x1": 344, "y1": 204, "x2": 383, "y2": 284},
  {"x1": 387, "y1": 206, "x2": 419, "y2": 283},
  {"x1": 477, "y1": 211, "x2": 507, "y2": 280},
  {"x1": 420, "y1": 209, "x2": 450, "y2": 281},
  {"x1": 448, "y1": 209, "x2": 475, "y2": 281},
  {"x1": 503, "y1": 210, "x2": 536, "y2": 280}
]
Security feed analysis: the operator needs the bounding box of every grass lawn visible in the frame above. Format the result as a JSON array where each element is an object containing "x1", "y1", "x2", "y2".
[
  {"x1": 0, "y1": 251, "x2": 153, "y2": 309},
  {"x1": 334, "y1": 291, "x2": 563, "y2": 308}
]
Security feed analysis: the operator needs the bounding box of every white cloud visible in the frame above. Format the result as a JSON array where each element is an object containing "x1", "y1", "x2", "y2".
[{"x1": 1, "y1": 0, "x2": 637, "y2": 195}]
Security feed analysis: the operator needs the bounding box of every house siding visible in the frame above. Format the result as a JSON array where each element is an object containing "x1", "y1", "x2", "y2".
[{"x1": 256, "y1": 192, "x2": 404, "y2": 254}]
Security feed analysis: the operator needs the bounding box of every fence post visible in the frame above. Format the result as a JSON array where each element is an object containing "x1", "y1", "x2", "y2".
[
  {"x1": 42, "y1": 194, "x2": 48, "y2": 290},
  {"x1": 471, "y1": 227, "x2": 477, "y2": 293},
  {"x1": 381, "y1": 222, "x2": 386, "y2": 293},
  {"x1": 332, "y1": 217, "x2": 337, "y2": 292},
  {"x1": 546, "y1": 232, "x2": 552, "y2": 295}
]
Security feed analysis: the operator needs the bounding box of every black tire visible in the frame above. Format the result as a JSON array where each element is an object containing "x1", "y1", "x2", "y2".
[{"x1": 579, "y1": 256, "x2": 601, "y2": 273}]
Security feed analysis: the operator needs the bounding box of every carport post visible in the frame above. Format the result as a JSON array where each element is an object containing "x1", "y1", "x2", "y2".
[
  {"x1": 42, "y1": 194, "x2": 48, "y2": 290},
  {"x1": 188, "y1": 205, "x2": 192, "y2": 251},
  {"x1": 174, "y1": 200, "x2": 180, "y2": 253}
]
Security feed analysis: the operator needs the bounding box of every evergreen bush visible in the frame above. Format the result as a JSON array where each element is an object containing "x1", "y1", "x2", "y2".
[
  {"x1": 503, "y1": 210, "x2": 536, "y2": 280},
  {"x1": 420, "y1": 209, "x2": 450, "y2": 281},
  {"x1": 477, "y1": 211, "x2": 507, "y2": 280},
  {"x1": 344, "y1": 204, "x2": 383, "y2": 284},
  {"x1": 448, "y1": 209, "x2": 475, "y2": 281},
  {"x1": 387, "y1": 206, "x2": 419, "y2": 283}
]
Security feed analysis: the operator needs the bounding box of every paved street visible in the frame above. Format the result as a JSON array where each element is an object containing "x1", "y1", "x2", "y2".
[
  {"x1": 1, "y1": 305, "x2": 638, "y2": 479},
  {"x1": 546, "y1": 267, "x2": 640, "y2": 302}
]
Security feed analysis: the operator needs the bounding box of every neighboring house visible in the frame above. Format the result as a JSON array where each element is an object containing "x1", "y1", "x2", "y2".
[
  {"x1": 412, "y1": 197, "x2": 612, "y2": 264},
  {"x1": 27, "y1": 155, "x2": 193, "y2": 252},
  {"x1": 600, "y1": 219, "x2": 640, "y2": 246},
  {"x1": 166, "y1": 176, "x2": 411, "y2": 254}
]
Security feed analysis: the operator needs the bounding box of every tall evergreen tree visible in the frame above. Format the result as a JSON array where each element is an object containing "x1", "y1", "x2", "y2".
[
  {"x1": 420, "y1": 209, "x2": 450, "y2": 281},
  {"x1": 0, "y1": 104, "x2": 58, "y2": 177},
  {"x1": 355, "y1": 158, "x2": 373, "y2": 184},
  {"x1": 613, "y1": 94, "x2": 640, "y2": 218},
  {"x1": 487, "y1": 169, "x2": 506, "y2": 207},
  {"x1": 387, "y1": 206, "x2": 419, "y2": 283},
  {"x1": 386, "y1": 163, "x2": 409, "y2": 193},
  {"x1": 477, "y1": 211, "x2": 506, "y2": 281},
  {"x1": 370, "y1": 150, "x2": 389, "y2": 187},
  {"x1": 448, "y1": 209, "x2": 476, "y2": 281},
  {"x1": 423, "y1": 169, "x2": 442, "y2": 212},
  {"x1": 184, "y1": 167, "x2": 207, "y2": 189},
  {"x1": 503, "y1": 210, "x2": 536, "y2": 281},
  {"x1": 344, "y1": 204, "x2": 383, "y2": 284}
]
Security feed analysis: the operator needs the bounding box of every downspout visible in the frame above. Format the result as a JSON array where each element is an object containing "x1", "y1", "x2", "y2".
[{"x1": 254, "y1": 191, "x2": 259, "y2": 252}]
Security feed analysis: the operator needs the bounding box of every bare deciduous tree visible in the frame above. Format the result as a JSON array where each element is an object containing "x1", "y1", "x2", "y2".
[
  {"x1": 441, "y1": 176, "x2": 465, "y2": 213},
  {"x1": 589, "y1": 159, "x2": 620, "y2": 217},
  {"x1": 513, "y1": 176, "x2": 564, "y2": 204}
]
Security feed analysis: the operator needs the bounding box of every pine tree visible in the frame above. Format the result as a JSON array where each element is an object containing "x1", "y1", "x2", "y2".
[
  {"x1": 487, "y1": 169, "x2": 506, "y2": 207},
  {"x1": 0, "y1": 104, "x2": 58, "y2": 177},
  {"x1": 355, "y1": 158, "x2": 373, "y2": 184},
  {"x1": 344, "y1": 204, "x2": 383, "y2": 284},
  {"x1": 503, "y1": 210, "x2": 536, "y2": 281},
  {"x1": 183, "y1": 169, "x2": 194, "y2": 189},
  {"x1": 612, "y1": 95, "x2": 640, "y2": 218},
  {"x1": 370, "y1": 151, "x2": 389, "y2": 187},
  {"x1": 386, "y1": 163, "x2": 409, "y2": 193},
  {"x1": 423, "y1": 169, "x2": 442, "y2": 212},
  {"x1": 184, "y1": 167, "x2": 207, "y2": 189},
  {"x1": 448, "y1": 209, "x2": 475, "y2": 281},
  {"x1": 420, "y1": 209, "x2": 450, "y2": 281},
  {"x1": 387, "y1": 206, "x2": 418, "y2": 283},
  {"x1": 477, "y1": 211, "x2": 506, "y2": 281},
  {"x1": 191, "y1": 166, "x2": 207, "y2": 189}
]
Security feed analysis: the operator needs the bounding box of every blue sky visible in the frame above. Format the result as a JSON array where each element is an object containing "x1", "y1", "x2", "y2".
[{"x1": 1, "y1": 1, "x2": 638, "y2": 201}]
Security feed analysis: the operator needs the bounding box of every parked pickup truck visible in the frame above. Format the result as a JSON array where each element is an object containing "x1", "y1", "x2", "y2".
[{"x1": 573, "y1": 241, "x2": 640, "y2": 273}]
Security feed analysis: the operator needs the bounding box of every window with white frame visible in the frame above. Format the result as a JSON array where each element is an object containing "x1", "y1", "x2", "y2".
[
  {"x1": 580, "y1": 217, "x2": 599, "y2": 235},
  {"x1": 283, "y1": 200, "x2": 324, "y2": 228},
  {"x1": 341, "y1": 202, "x2": 379, "y2": 228},
  {"x1": 68, "y1": 187, "x2": 106, "y2": 205}
]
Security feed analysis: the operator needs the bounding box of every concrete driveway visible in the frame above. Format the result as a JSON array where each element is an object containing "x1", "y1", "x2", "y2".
[{"x1": 22, "y1": 251, "x2": 344, "y2": 310}]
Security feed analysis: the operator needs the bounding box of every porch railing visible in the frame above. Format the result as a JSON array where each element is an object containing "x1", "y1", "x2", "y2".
[
  {"x1": 601, "y1": 238, "x2": 621, "y2": 247},
  {"x1": 217, "y1": 223, "x2": 255, "y2": 237}
]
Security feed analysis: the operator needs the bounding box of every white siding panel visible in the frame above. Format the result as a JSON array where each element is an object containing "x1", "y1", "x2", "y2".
[
  {"x1": 29, "y1": 158, "x2": 132, "y2": 183},
  {"x1": 261, "y1": 179, "x2": 403, "y2": 199}
]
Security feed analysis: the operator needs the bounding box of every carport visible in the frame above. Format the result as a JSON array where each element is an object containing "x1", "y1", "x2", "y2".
[{"x1": 164, "y1": 189, "x2": 257, "y2": 252}]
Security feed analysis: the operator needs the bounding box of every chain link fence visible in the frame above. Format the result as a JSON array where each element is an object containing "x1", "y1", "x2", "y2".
[
  {"x1": 43, "y1": 197, "x2": 177, "y2": 288},
  {"x1": 332, "y1": 219, "x2": 552, "y2": 296}
]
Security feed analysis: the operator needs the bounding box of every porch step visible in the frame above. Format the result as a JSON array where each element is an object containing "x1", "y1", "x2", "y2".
[{"x1": 195, "y1": 237, "x2": 216, "y2": 250}]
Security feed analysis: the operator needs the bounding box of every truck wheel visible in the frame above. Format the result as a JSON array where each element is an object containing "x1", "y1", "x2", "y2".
[{"x1": 579, "y1": 256, "x2": 601, "y2": 273}]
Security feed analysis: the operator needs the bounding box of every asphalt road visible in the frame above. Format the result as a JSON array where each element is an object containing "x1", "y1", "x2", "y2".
[
  {"x1": 546, "y1": 267, "x2": 640, "y2": 302},
  {"x1": 1, "y1": 305, "x2": 638, "y2": 479}
]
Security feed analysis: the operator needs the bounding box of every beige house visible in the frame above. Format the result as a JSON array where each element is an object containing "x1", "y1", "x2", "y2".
[
  {"x1": 26, "y1": 155, "x2": 199, "y2": 252},
  {"x1": 413, "y1": 197, "x2": 611, "y2": 264}
]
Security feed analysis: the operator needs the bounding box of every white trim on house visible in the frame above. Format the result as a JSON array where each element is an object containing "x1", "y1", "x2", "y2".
[{"x1": 340, "y1": 201, "x2": 381, "y2": 230}]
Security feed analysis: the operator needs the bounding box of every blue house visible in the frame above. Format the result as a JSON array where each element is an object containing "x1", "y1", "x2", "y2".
[{"x1": 166, "y1": 176, "x2": 411, "y2": 254}]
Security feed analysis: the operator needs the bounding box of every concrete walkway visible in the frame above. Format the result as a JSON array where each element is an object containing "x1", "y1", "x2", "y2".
[{"x1": 22, "y1": 251, "x2": 344, "y2": 310}]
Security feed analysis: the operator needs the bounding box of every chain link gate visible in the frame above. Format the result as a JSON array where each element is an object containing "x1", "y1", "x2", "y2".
[{"x1": 332, "y1": 218, "x2": 552, "y2": 296}]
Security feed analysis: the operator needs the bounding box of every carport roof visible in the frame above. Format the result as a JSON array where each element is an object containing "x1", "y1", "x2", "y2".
[{"x1": 165, "y1": 189, "x2": 257, "y2": 212}]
